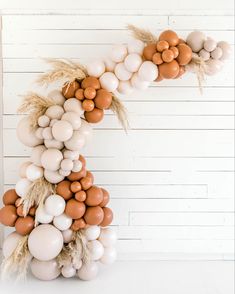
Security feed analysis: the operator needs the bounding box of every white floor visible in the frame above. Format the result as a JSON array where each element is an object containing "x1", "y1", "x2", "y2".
[{"x1": 0, "y1": 261, "x2": 234, "y2": 294}]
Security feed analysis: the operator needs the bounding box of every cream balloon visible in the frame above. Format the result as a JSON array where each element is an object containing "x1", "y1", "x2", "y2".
[
  {"x1": 204, "y1": 38, "x2": 217, "y2": 52},
  {"x1": 77, "y1": 262, "x2": 99, "y2": 281},
  {"x1": 30, "y1": 258, "x2": 60, "y2": 281},
  {"x1": 84, "y1": 225, "x2": 101, "y2": 241},
  {"x1": 124, "y1": 53, "x2": 142, "y2": 73},
  {"x1": 19, "y1": 161, "x2": 31, "y2": 178},
  {"x1": 138, "y1": 61, "x2": 158, "y2": 82},
  {"x1": 88, "y1": 240, "x2": 104, "y2": 260},
  {"x1": 61, "y1": 265, "x2": 76, "y2": 278},
  {"x1": 117, "y1": 80, "x2": 134, "y2": 95},
  {"x1": 131, "y1": 73, "x2": 150, "y2": 90},
  {"x1": 52, "y1": 120, "x2": 73, "y2": 142},
  {"x1": 62, "y1": 229, "x2": 73, "y2": 243},
  {"x1": 99, "y1": 72, "x2": 119, "y2": 92},
  {"x1": 48, "y1": 90, "x2": 66, "y2": 106},
  {"x1": 63, "y1": 150, "x2": 80, "y2": 160},
  {"x1": 44, "y1": 169, "x2": 65, "y2": 184},
  {"x1": 87, "y1": 60, "x2": 105, "y2": 78},
  {"x1": 53, "y1": 213, "x2": 72, "y2": 231},
  {"x1": 45, "y1": 105, "x2": 64, "y2": 120},
  {"x1": 35, "y1": 205, "x2": 54, "y2": 224},
  {"x1": 61, "y1": 111, "x2": 81, "y2": 130},
  {"x1": 28, "y1": 225, "x2": 63, "y2": 261},
  {"x1": 15, "y1": 178, "x2": 31, "y2": 198},
  {"x1": 49, "y1": 119, "x2": 58, "y2": 127},
  {"x1": 17, "y1": 116, "x2": 43, "y2": 147},
  {"x1": 38, "y1": 115, "x2": 50, "y2": 127},
  {"x1": 60, "y1": 159, "x2": 73, "y2": 171},
  {"x1": 64, "y1": 131, "x2": 85, "y2": 151},
  {"x1": 79, "y1": 120, "x2": 93, "y2": 142},
  {"x1": 64, "y1": 98, "x2": 84, "y2": 115},
  {"x1": 114, "y1": 63, "x2": 132, "y2": 81},
  {"x1": 217, "y1": 41, "x2": 231, "y2": 60},
  {"x1": 26, "y1": 164, "x2": 43, "y2": 181},
  {"x1": 2, "y1": 232, "x2": 23, "y2": 258},
  {"x1": 103, "y1": 57, "x2": 116, "y2": 72},
  {"x1": 30, "y1": 145, "x2": 46, "y2": 167},
  {"x1": 211, "y1": 47, "x2": 223, "y2": 60},
  {"x1": 110, "y1": 44, "x2": 127, "y2": 62},
  {"x1": 199, "y1": 49, "x2": 210, "y2": 61},
  {"x1": 41, "y1": 148, "x2": 63, "y2": 171},
  {"x1": 44, "y1": 139, "x2": 64, "y2": 150},
  {"x1": 100, "y1": 247, "x2": 117, "y2": 265},
  {"x1": 45, "y1": 194, "x2": 66, "y2": 217},
  {"x1": 72, "y1": 160, "x2": 83, "y2": 172},
  {"x1": 186, "y1": 31, "x2": 206, "y2": 52},
  {"x1": 205, "y1": 59, "x2": 223, "y2": 75},
  {"x1": 59, "y1": 169, "x2": 71, "y2": 177},
  {"x1": 42, "y1": 127, "x2": 53, "y2": 140},
  {"x1": 127, "y1": 39, "x2": 145, "y2": 55},
  {"x1": 98, "y1": 228, "x2": 117, "y2": 247},
  {"x1": 35, "y1": 127, "x2": 44, "y2": 139}
]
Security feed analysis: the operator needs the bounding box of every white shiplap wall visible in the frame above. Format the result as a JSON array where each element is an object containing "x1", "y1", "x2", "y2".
[{"x1": 0, "y1": 0, "x2": 234, "y2": 260}]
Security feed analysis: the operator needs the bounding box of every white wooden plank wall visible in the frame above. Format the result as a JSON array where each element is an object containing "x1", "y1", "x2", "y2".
[{"x1": 0, "y1": 0, "x2": 234, "y2": 260}]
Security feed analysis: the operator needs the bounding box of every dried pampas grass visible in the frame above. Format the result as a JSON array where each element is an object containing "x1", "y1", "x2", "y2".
[
  {"x1": 18, "y1": 92, "x2": 56, "y2": 128},
  {"x1": 1, "y1": 236, "x2": 31, "y2": 281},
  {"x1": 110, "y1": 95, "x2": 130, "y2": 132},
  {"x1": 37, "y1": 58, "x2": 87, "y2": 86},
  {"x1": 57, "y1": 230, "x2": 90, "y2": 269},
  {"x1": 127, "y1": 24, "x2": 157, "y2": 44},
  {"x1": 188, "y1": 56, "x2": 206, "y2": 94},
  {"x1": 20, "y1": 177, "x2": 55, "y2": 219}
]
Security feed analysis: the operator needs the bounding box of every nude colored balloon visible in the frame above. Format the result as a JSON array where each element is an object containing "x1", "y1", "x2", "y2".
[
  {"x1": 204, "y1": 38, "x2": 217, "y2": 52},
  {"x1": 217, "y1": 41, "x2": 232, "y2": 61},
  {"x1": 52, "y1": 120, "x2": 73, "y2": 142},
  {"x1": 205, "y1": 59, "x2": 223, "y2": 75},
  {"x1": 28, "y1": 224, "x2": 63, "y2": 261},
  {"x1": 30, "y1": 258, "x2": 60, "y2": 281},
  {"x1": 77, "y1": 261, "x2": 99, "y2": 281},
  {"x1": 110, "y1": 44, "x2": 127, "y2": 63},
  {"x1": 79, "y1": 119, "x2": 93, "y2": 141},
  {"x1": 64, "y1": 131, "x2": 85, "y2": 151},
  {"x1": 199, "y1": 49, "x2": 210, "y2": 61},
  {"x1": 48, "y1": 90, "x2": 66, "y2": 106},
  {"x1": 15, "y1": 178, "x2": 31, "y2": 197},
  {"x1": 44, "y1": 139, "x2": 64, "y2": 150},
  {"x1": 88, "y1": 240, "x2": 104, "y2": 260},
  {"x1": 45, "y1": 194, "x2": 66, "y2": 217},
  {"x1": 117, "y1": 80, "x2": 134, "y2": 95},
  {"x1": 87, "y1": 60, "x2": 105, "y2": 78},
  {"x1": 62, "y1": 111, "x2": 82, "y2": 130},
  {"x1": 131, "y1": 73, "x2": 150, "y2": 90},
  {"x1": 26, "y1": 164, "x2": 43, "y2": 181},
  {"x1": 103, "y1": 57, "x2": 116, "y2": 72},
  {"x1": 99, "y1": 72, "x2": 119, "y2": 92},
  {"x1": 98, "y1": 227, "x2": 117, "y2": 247},
  {"x1": 36, "y1": 205, "x2": 54, "y2": 224},
  {"x1": 41, "y1": 148, "x2": 63, "y2": 171},
  {"x1": 30, "y1": 145, "x2": 46, "y2": 167},
  {"x1": 38, "y1": 115, "x2": 50, "y2": 127},
  {"x1": 114, "y1": 62, "x2": 132, "y2": 81},
  {"x1": 45, "y1": 105, "x2": 64, "y2": 120},
  {"x1": 186, "y1": 31, "x2": 206, "y2": 52},
  {"x1": 127, "y1": 39, "x2": 145, "y2": 55},
  {"x1": 210, "y1": 47, "x2": 223, "y2": 60},
  {"x1": 53, "y1": 213, "x2": 72, "y2": 231},
  {"x1": 100, "y1": 247, "x2": 117, "y2": 265},
  {"x1": 124, "y1": 53, "x2": 142, "y2": 73},
  {"x1": 138, "y1": 61, "x2": 158, "y2": 82},
  {"x1": 19, "y1": 161, "x2": 32, "y2": 177},
  {"x1": 2, "y1": 232, "x2": 23, "y2": 258},
  {"x1": 64, "y1": 98, "x2": 84, "y2": 115},
  {"x1": 44, "y1": 169, "x2": 65, "y2": 184},
  {"x1": 62, "y1": 229, "x2": 73, "y2": 243},
  {"x1": 61, "y1": 265, "x2": 76, "y2": 278},
  {"x1": 84, "y1": 225, "x2": 101, "y2": 241},
  {"x1": 17, "y1": 116, "x2": 43, "y2": 147}
]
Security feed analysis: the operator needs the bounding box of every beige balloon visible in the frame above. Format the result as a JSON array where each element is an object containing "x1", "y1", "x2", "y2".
[
  {"x1": 30, "y1": 145, "x2": 46, "y2": 167},
  {"x1": 61, "y1": 111, "x2": 82, "y2": 130},
  {"x1": 44, "y1": 169, "x2": 64, "y2": 184},
  {"x1": 52, "y1": 120, "x2": 73, "y2": 142},
  {"x1": 41, "y1": 148, "x2": 63, "y2": 171},
  {"x1": 45, "y1": 105, "x2": 64, "y2": 120},
  {"x1": 48, "y1": 90, "x2": 66, "y2": 106},
  {"x1": 44, "y1": 139, "x2": 64, "y2": 150},
  {"x1": 19, "y1": 161, "x2": 32, "y2": 177},
  {"x1": 64, "y1": 131, "x2": 85, "y2": 151},
  {"x1": 30, "y1": 258, "x2": 60, "y2": 281},
  {"x1": 186, "y1": 31, "x2": 206, "y2": 52}
]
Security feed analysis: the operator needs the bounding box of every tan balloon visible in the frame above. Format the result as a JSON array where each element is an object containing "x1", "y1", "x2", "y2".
[
  {"x1": 85, "y1": 186, "x2": 103, "y2": 206},
  {"x1": 56, "y1": 180, "x2": 73, "y2": 200},
  {"x1": 52, "y1": 120, "x2": 73, "y2": 142},
  {"x1": 45, "y1": 105, "x2": 64, "y2": 120},
  {"x1": 65, "y1": 199, "x2": 86, "y2": 219},
  {"x1": 30, "y1": 145, "x2": 46, "y2": 167},
  {"x1": 81, "y1": 77, "x2": 101, "y2": 90},
  {"x1": 94, "y1": 89, "x2": 112, "y2": 110},
  {"x1": 41, "y1": 149, "x2": 63, "y2": 171}
]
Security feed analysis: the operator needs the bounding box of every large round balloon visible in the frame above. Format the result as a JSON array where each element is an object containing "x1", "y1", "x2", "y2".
[
  {"x1": 30, "y1": 258, "x2": 60, "y2": 281},
  {"x1": 28, "y1": 224, "x2": 63, "y2": 261},
  {"x1": 2, "y1": 231, "x2": 23, "y2": 258}
]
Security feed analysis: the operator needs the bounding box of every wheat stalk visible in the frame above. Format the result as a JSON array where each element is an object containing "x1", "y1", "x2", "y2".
[
  {"x1": 127, "y1": 24, "x2": 157, "y2": 44},
  {"x1": 110, "y1": 95, "x2": 130, "y2": 132}
]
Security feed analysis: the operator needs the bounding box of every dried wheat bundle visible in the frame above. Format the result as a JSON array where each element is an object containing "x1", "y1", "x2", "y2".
[
  {"x1": 188, "y1": 56, "x2": 206, "y2": 94},
  {"x1": 37, "y1": 58, "x2": 88, "y2": 86},
  {"x1": 110, "y1": 95, "x2": 130, "y2": 132},
  {"x1": 127, "y1": 24, "x2": 157, "y2": 44}
]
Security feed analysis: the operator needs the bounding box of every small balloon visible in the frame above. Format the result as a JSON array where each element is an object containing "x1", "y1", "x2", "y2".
[
  {"x1": 45, "y1": 194, "x2": 66, "y2": 217},
  {"x1": 2, "y1": 232, "x2": 23, "y2": 258},
  {"x1": 86, "y1": 60, "x2": 105, "y2": 78},
  {"x1": 99, "y1": 72, "x2": 119, "y2": 92},
  {"x1": 53, "y1": 213, "x2": 73, "y2": 231},
  {"x1": 77, "y1": 261, "x2": 99, "y2": 281},
  {"x1": 100, "y1": 247, "x2": 117, "y2": 265},
  {"x1": 15, "y1": 178, "x2": 31, "y2": 198}
]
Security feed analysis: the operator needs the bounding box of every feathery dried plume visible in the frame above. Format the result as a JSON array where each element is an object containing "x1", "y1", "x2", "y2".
[
  {"x1": 127, "y1": 24, "x2": 157, "y2": 44},
  {"x1": 189, "y1": 56, "x2": 206, "y2": 94},
  {"x1": 110, "y1": 95, "x2": 130, "y2": 132},
  {"x1": 36, "y1": 58, "x2": 87, "y2": 86}
]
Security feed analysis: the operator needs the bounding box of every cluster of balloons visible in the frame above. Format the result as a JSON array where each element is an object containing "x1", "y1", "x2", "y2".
[
  {"x1": 2, "y1": 225, "x2": 117, "y2": 281},
  {"x1": 0, "y1": 189, "x2": 35, "y2": 235},
  {"x1": 63, "y1": 77, "x2": 113, "y2": 123},
  {"x1": 186, "y1": 31, "x2": 231, "y2": 75}
]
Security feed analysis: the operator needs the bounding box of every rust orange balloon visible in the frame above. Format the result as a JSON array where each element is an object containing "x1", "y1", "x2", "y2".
[
  {"x1": 159, "y1": 30, "x2": 179, "y2": 46},
  {"x1": 159, "y1": 60, "x2": 180, "y2": 79}
]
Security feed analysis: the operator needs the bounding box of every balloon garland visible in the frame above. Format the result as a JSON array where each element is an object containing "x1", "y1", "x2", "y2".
[{"x1": 0, "y1": 25, "x2": 231, "y2": 281}]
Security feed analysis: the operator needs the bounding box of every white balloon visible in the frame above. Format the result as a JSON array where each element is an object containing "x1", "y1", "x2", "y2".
[
  {"x1": 103, "y1": 57, "x2": 116, "y2": 72},
  {"x1": 52, "y1": 120, "x2": 73, "y2": 142},
  {"x1": 30, "y1": 258, "x2": 60, "y2": 281},
  {"x1": 203, "y1": 38, "x2": 217, "y2": 52},
  {"x1": 210, "y1": 47, "x2": 223, "y2": 60},
  {"x1": 217, "y1": 41, "x2": 232, "y2": 61},
  {"x1": 28, "y1": 225, "x2": 63, "y2": 261},
  {"x1": 42, "y1": 127, "x2": 53, "y2": 140},
  {"x1": 77, "y1": 261, "x2": 99, "y2": 281},
  {"x1": 62, "y1": 229, "x2": 73, "y2": 243},
  {"x1": 35, "y1": 127, "x2": 44, "y2": 139},
  {"x1": 64, "y1": 131, "x2": 85, "y2": 151},
  {"x1": 110, "y1": 44, "x2": 127, "y2": 63},
  {"x1": 48, "y1": 90, "x2": 66, "y2": 106},
  {"x1": 41, "y1": 148, "x2": 63, "y2": 171},
  {"x1": 53, "y1": 213, "x2": 72, "y2": 231},
  {"x1": 38, "y1": 115, "x2": 50, "y2": 128},
  {"x1": 99, "y1": 72, "x2": 119, "y2": 92},
  {"x1": 63, "y1": 150, "x2": 80, "y2": 160},
  {"x1": 3, "y1": 232, "x2": 23, "y2": 258},
  {"x1": 186, "y1": 31, "x2": 206, "y2": 52},
  {"x1": 44, "y1": 169, "x2": 65, "y2": 184},
  {"x1": 64, "y1": 98, "x2": 84, "y2": 115},
  {"x1": 117, "y1": 80, "x2": 134, "y2": 95},
  {"x1": 59, "y1": 169, "x2": 71, "y2": 177},
  {"x1": 79, "y1": 119, "x2": 93, "y2": 142},
  {"x1": 114, "y1": 63, "x2": 132, "y2": 81},
  {"x1": 30, "y1": 145, "x2": 46, "y2": 167},
  {"x1": 62, "y1": 111, "x2": 82, "y2": 130},
  {"x1": 100, "y1": 247, "x2": 117, "y2": 265},
  {"x1": 49, "y1": 119, "x2": 58, "y2": 127},
  {"x1": 44, "y1": 139, "x2": 64, "y2": 150},
  {"x1": 45, "y1": 105, "x2": 64, "y2": 120},
  {"x1": 60, "y1": 158, "x2": 73, "y2": 171},
  {"x1": 45, "y1": 194, "x2": 66, "y2": 217},
  {"x1": 61, "y1": 265, "x2": 76, "y2": 278},
  {"x1": 36, "y1": 205, "x2": 54, "y2": 224},
  {"x1": 15, "y1": 178, "x2": 31, "y2": 198},
  {"x1": 124, "y1": 53, "x2": 142, "y2": 73},
  {"x1": 205, "y1": 59, "x2": 223, "y2": 75},
  {"x1": 84, "y1": 225, "x2": 101, "y2": 241},
  {"x1": 72, "y1": 160, "x2": 83, "y2": 172},
  {"x1": 87, "y1": 60, "x2": 105, "y2": 78},
  {"x1": 127, "y1": 39, "x2": 145, "y2": 55},
  {"x1": 26, "y1": 164, "x2": 43, "y2": 181},
  {"x1": 131, "y1": 73, "x2": 150, "y2": 90},
  {"x1": 99, "y1": 228, "x2": 117, "y2": 247},
  {"x1": 199, "y1": 49, "x2": 210, "y2": 61},
  {"x1": 19, "y1": 161, "x2": 31, "y2": 178},
  {"x1": 138, "y1": 61, "x2": 158, "y2": 82},
  {"x1": 88, "y1": 240, "x2": 104, "y2": 260}
]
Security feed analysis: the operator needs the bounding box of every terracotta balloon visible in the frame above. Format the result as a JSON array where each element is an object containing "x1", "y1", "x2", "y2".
[
  {"x1": 15, "y1": 216, "x2": 35, "y2": 236},
  {"x1": 0, "y1": 205, "x2": 18, "y2": 227},
  {"x1": 94, "y1": 89, "x2": 112, "y2": 110},
  {"x1": 71, "y1": 218, "x2": 86, "y2": 231},
  {"x1": 156, "y1": 40, "x2": 169, "y2": 52},
  {"x1": 3, "y1": 189, "x2": 19, "y2": 205},
  {"x1": 79, "y1": 155, "x2": 86, "y2": 167},
  {"x1": 159, "y1": 60, "x2": 180, "y2": 79},
  {"x1": 56, "y1": 181, "x2": 73, "y2": 200},
  {"x1": 75, "y1": 89, "x2": 84, "y2": 100},
  {"x1": 80, "y1": 177, "x2": 93, "y2": 190},
  {"x1": 162, "y1": 49, "x2": 174, "y2": 63},
  {"x1": 62, "y1": 81, "x2": 79, "y2": 99},
  {"x1": 85, "y1": 186, "x2": 103, "y2": 206},
  {"x1": 159, "y1": 30, "x2": 179, "y2": 46},
  {"x1": 75, "y1": 190, "x2": 87, "y2": 202},
  {"x1": 143, "y1": 43, "x2": 156, "y2": 60},
  {"x1": 86, "y1": 171, "x2": 94, "y2": 182},
  {"x1": 70, "y1": 181, "x2": 82, "y2": 193},
  {"x1": 84, "y1": 206, "x2": 104, "y2": 225},
  {"x1": 82, "y1": 99, "x2": 95, "y2": 112},
  {"x1": 152, "y1": 52, "x2": 163, "y2": 65},
  {"x1": 156, "y1": 73, "x2": 164, "y2": 82},
  {"x1": 65, "y1": 199, "x2": 86, "y2": 219},
  {"x1": 176, "y1": 43, "x2": 192, "y2": 65},
  {"x1": 100, "y1": 207, "x2": 113, "y2": 227},
  {"x1": 99, "y1": 188, "x2": 110, "y2": 207},
  {"x1": 84, "y1": 87, "x2": 96, "y2": 99},
  {"x1": 29, "y1": 207, "x2": 36, "y2": 216},
  {"x1": 16, "y1": 205, "x2": 24, "y2": 217},
  {"x1": 67, "y1": 167, "x2": 86, "y2": 181},
  {"x1": 170, "y1": 46, "x2": 179, "y2": 58},
  {"x1": 84, "y1": 108, "x2": 104, "y2": 123},
  {"x1": 81, "y1": 77, "x2": 101, "y2": 90},
  {"x1": 174, "y1": 66, "x2": 185, "y2": 79}
]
